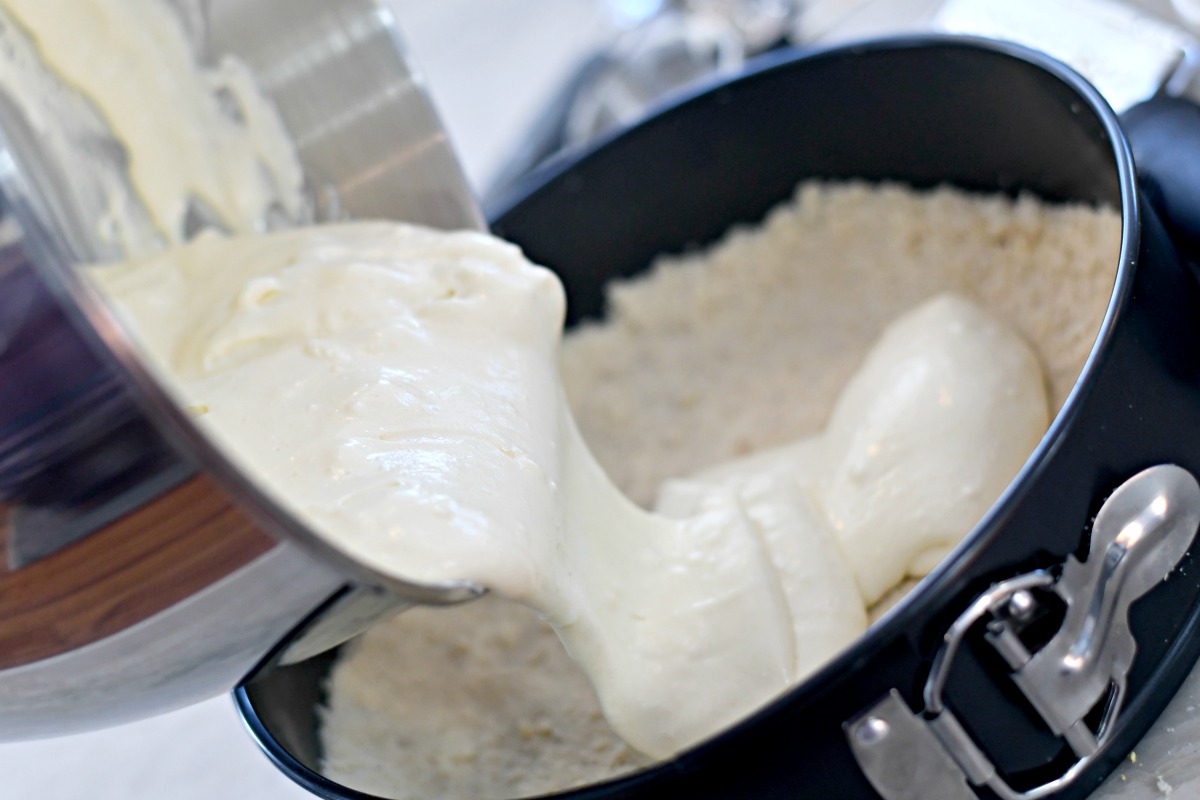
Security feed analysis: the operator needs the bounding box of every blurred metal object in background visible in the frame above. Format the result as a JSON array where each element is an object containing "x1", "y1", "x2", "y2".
[
  {"x1": 484, "y1": 0, "x2": 1200, "y2": 207},
  {"x1": 485, "y1": 0, "x2": 802, "y2": 204},
  {"x1": 1175, "y1": 0, "x2": 1200, "y2": 26},
  {"x1": 934, "y1": 0, "x2": 1200, "y2": 112}
]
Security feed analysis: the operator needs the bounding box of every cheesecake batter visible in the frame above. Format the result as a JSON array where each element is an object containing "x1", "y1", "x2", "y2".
[{"x1": 88, "y1": 221, "x2": 1047, "y2": 758}]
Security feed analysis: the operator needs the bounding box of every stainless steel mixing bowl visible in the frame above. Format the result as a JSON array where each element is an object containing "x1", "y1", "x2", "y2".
[{"x1": 0, "y1": 0, "x2": 483, "y2": 739}]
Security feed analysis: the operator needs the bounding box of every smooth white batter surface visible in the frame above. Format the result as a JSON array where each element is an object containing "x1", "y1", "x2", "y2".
[{"x1": 88, "y1": 218, "x2": 1048, "y2": 759}]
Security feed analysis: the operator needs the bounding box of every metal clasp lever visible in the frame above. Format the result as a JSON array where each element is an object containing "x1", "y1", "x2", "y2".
[{"x1": 845, "y1": 464, "x2": 1200, "y2": 800}]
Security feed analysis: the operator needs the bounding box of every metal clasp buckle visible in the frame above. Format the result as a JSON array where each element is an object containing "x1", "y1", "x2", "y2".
[{"x1": 845, "y1": 464, "x2": 1200, "y2": 800}]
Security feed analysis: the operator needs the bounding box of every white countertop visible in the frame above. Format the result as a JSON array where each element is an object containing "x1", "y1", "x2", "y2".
[{"x1": 6, "y1": 1, "x2": 1200, "y2": 798}]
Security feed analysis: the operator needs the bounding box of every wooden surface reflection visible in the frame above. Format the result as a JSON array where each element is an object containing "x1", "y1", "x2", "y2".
[{"x1": 0, "y1": 477, "x2": 276, "y2": 668}]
